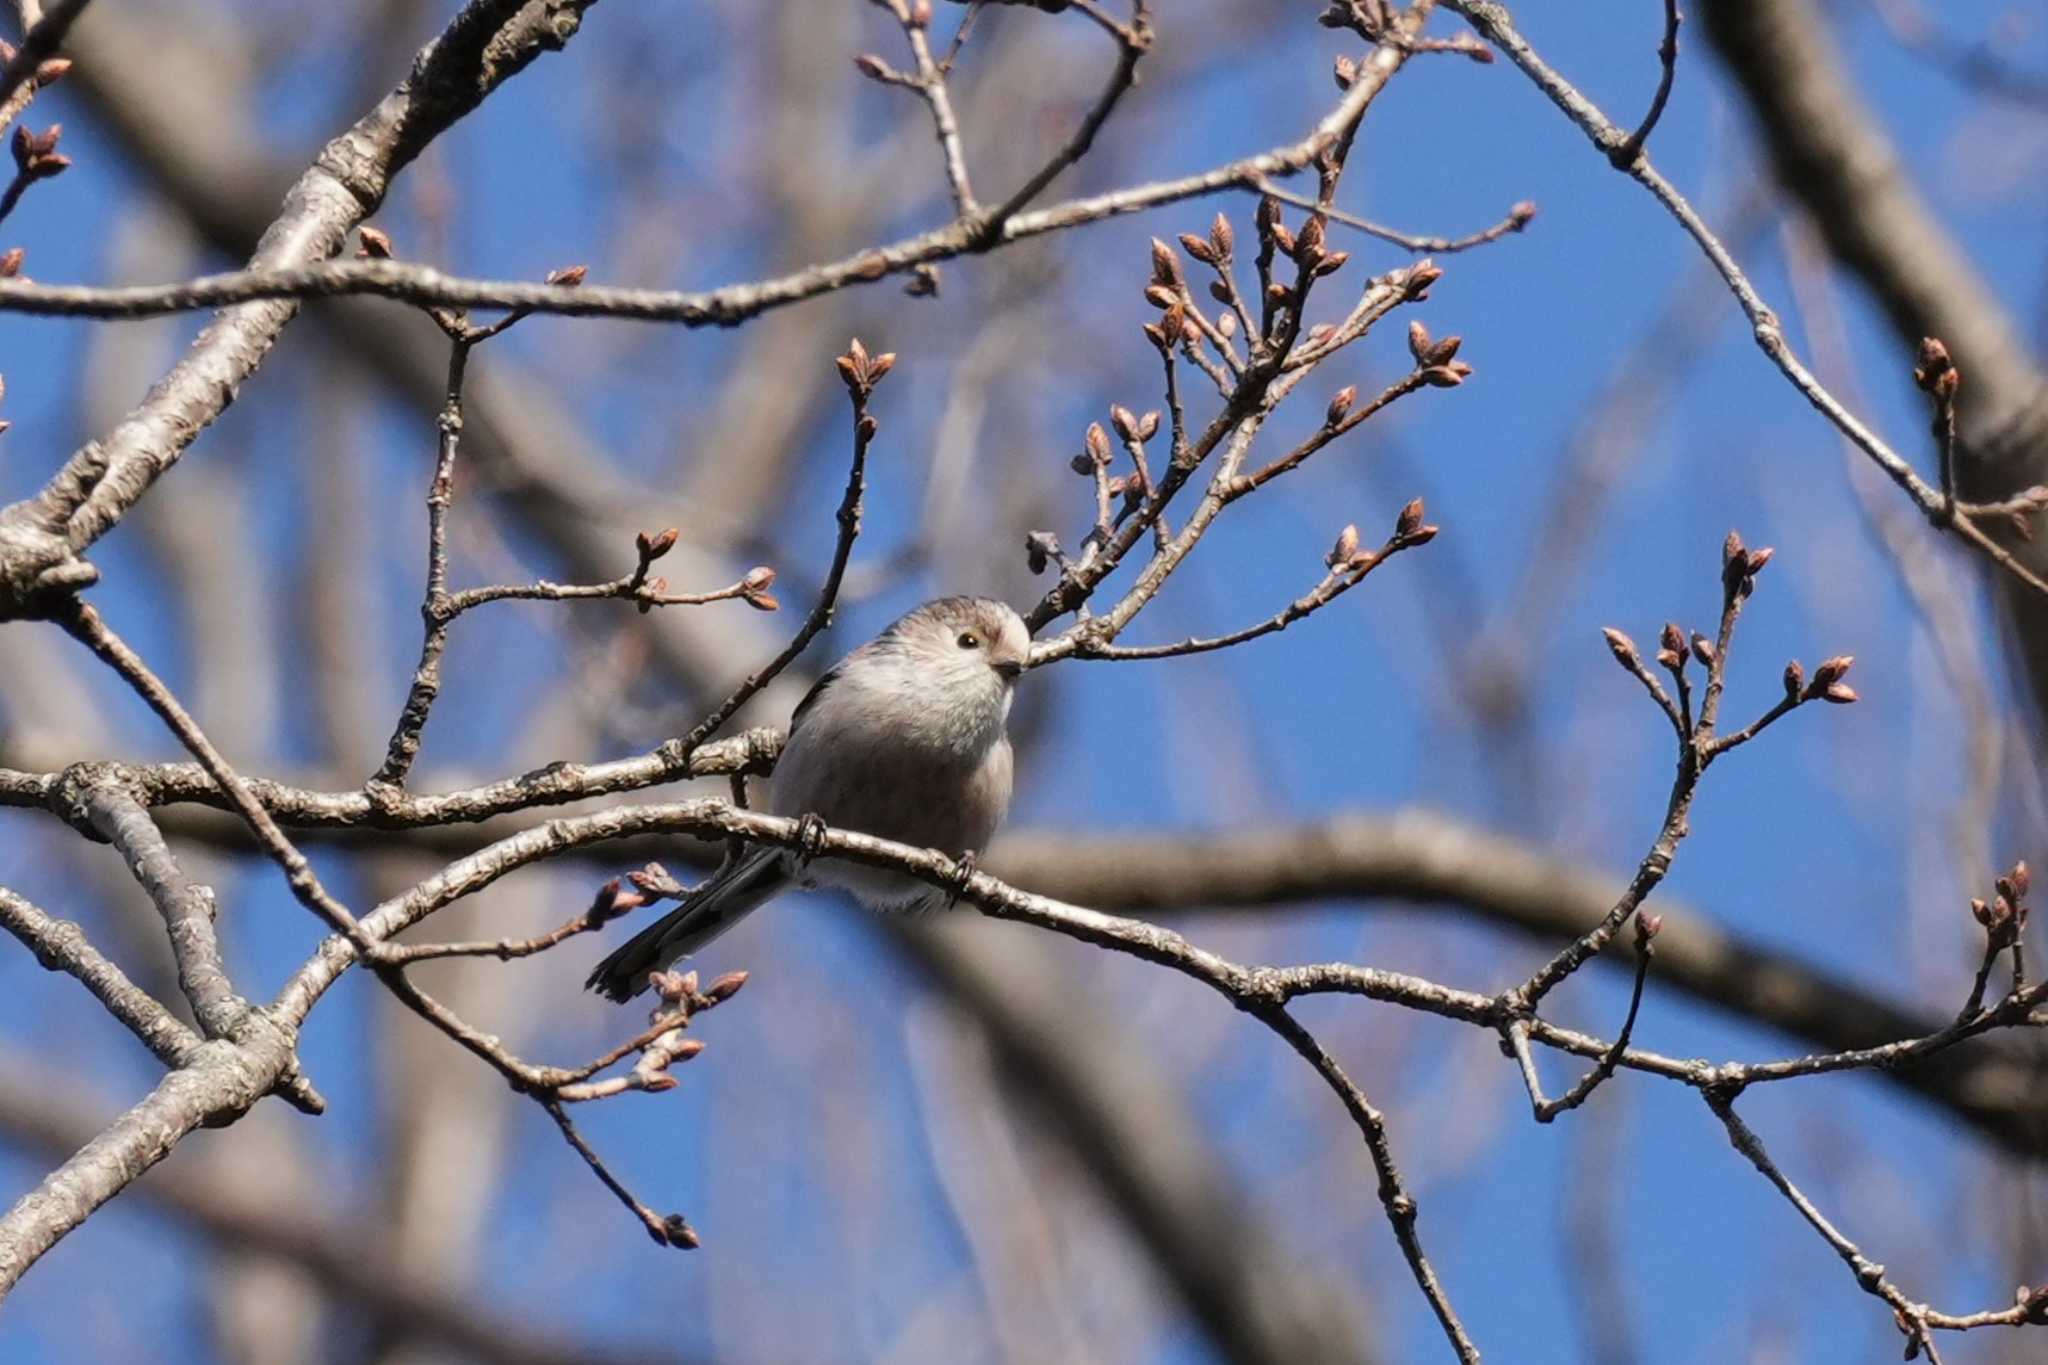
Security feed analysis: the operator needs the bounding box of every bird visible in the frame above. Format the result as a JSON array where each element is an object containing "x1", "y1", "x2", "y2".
[{"x1": 586, "y1": 595, "x2": 1031, "y2": 1002}]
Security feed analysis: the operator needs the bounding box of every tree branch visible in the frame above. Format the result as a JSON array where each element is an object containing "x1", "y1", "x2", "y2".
[
  {"x1": 0, "y1": 0, "x2": 601, "y2": 619},
  {"x1": 0, "y1": 885, "x2": 199, "y2": 1069}
]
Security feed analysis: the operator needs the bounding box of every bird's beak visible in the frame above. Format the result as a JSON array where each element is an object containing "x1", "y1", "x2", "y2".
[{"x1": 993, "y1": 659, "x2": 1024, "y2": 682}]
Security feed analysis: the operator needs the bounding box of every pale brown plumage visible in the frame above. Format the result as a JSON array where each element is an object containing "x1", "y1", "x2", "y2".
[{"x1": 587, "y1": 597, "x2": 1029, "y2": 1002}]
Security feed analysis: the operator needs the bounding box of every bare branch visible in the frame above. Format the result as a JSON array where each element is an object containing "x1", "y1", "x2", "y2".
[
  {"x1": 671, "y1": 341, "x2": 885, "y2": 755},
  {"x1": 0, "y1": 885, "x2": 199, "y2": 1068},
  {"x1": 1443, "y1": 0, "x2": 2048, "y2": 603},
  {"x1": 56, "y1": 601, "x2": 371, "y2": 949},
  {"x1": 1252, "y1": 177, "x2": 1536, "y2": 254},
  {"x1": 0, "y1": 0, "x2": 602, "y2": 619},
  {"x1": 0, "y1": 0, "x2": 86, "y2": 115},
  {"x1": 1612, "y1": 0, "x2": 1680, "y2": 165},
  {"x1": 71, "y1": 778, "x2": 246, "y2": 1041}
]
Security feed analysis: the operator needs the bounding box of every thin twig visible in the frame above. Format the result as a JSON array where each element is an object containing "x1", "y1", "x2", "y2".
[
  {"x1": 56, "y1": 601, "x2": 373, "y2": 949},
  {"x1": 1702, "y1": 1091, "x2": 2026, "y2": 1355},
  {"x1": 1069, "y1": 518, "x2": 1434, "y2": 661},
  {"x1": 1257, "y1": 1005, "x2": 1480, "y2": 1364},
  {"x1": 1443, "y1": 0, "x2": 2048, "y2": 606},
  {"x1": 1251, "y1": 177, "x2": 1535, "y2": 254},
  {"x1": 672, "y1": 341, "x2": 884, "y2": 755},
  {"x1": 1612, "y1": 0, "x2": 1681, "y2": 165},
  {"x1": 873, "y1": 0, "x2": 979, "y2": 215},
  {"x1": 1511, "y1": 924, "x2": 1656, "y2": 1122},
  {"x1": 542, "y1": 1099, "x2": 699, "y2": 1248},
  {"x1": 373, "y1": 335, "x2": 475, "y2": 787},
  {"x1": 977, "y1": 0, "x2": 1151, "y2": 237},
  {"x1": 0, "y1": 48, "x2": 1396, "y2": 341}
]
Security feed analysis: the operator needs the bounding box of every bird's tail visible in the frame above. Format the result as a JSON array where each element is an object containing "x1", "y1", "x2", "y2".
[{"x1": 585, "y1": 846, "x2": 787, "y2": 1002}]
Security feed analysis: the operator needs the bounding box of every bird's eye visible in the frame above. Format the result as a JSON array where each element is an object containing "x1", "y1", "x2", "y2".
[{"x1": 957, "y1": 631, "x2": 980, "y2": 649}]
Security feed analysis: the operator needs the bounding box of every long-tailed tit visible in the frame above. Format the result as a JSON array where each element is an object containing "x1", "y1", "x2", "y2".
[{"x1": 587, "y1": 596, "x2": 1030, "y2": 1002}]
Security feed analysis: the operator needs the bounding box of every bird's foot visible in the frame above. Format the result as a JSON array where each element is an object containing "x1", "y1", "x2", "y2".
[
  {"x1": 795, "y1": 812, "x2": 830, "y2": 867},
  {"x1": 946, "y1": 849, "x2": 979, "y2": 908}
]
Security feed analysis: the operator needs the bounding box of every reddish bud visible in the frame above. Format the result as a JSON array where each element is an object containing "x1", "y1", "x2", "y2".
[
  {"x1": 1085, "y1": 422, "x2": 1112, "y2": 467},
  {"x1": 545, "y1": 264, "x2": 588, "y2": 288},
  {"x1": 1326, "y1": 385, "x2": 1357, "y2": 427},
  {"x1": 1783, "y1": 660, "x2": 1804, "y2": 699},
  {"x1": 1328, "y1": 524, "x2": 1360, "y2": 568},
  {"x1": 1209, "y1": 213, "x2": 1234, "y2": 259},
  {"x1": 1603, "y1": 627, "x2": 1641, "y2": 670},
  {"x1": 1407, "y1": 320, "x2": 1432, "y2": 364},
  {"x1": 357, "y1": 226, "x2": 395, "y2": 259},
  {"x1": 1110, "y1": 404, "x2": 1139, "y2": 440},
  {"x1": 1395, "y1": 498, "x2": 1426, "y2": 539},
  {"x1": 1149, "y1": 237, "x2": 1183, "y2": 288},
  {"x1": 1295, "y1": 216, "x2": 1325, "y2": 262},
  {"x1": 705, "y1": 970, "x2": 750, "y2": 1003},
  {"x1": 637, "y1": 527, "x2": 680, "y2": 560},
  {"x1": 1178, "y1": 231, "x2": 1217, "y2": 265},
  {"x1": 1912, "y1": 337, "x2": 1955, "y2": 393},
  {"x1": 1256, "y1": 194, "x2": 1281, "y2": 239}
]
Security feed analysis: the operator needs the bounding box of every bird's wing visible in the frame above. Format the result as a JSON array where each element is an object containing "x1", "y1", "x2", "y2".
[{"x1": 788, "y1": 658, "x2": 845, "y2": 735}]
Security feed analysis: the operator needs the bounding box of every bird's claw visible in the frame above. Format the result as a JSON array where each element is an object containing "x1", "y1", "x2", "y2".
[
  {"x1": 946, "y1": 850, "x2": 978, "y2": 908},
  {"x1": 795, "y1": 812, "x2": 830, "y2": 866}
]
